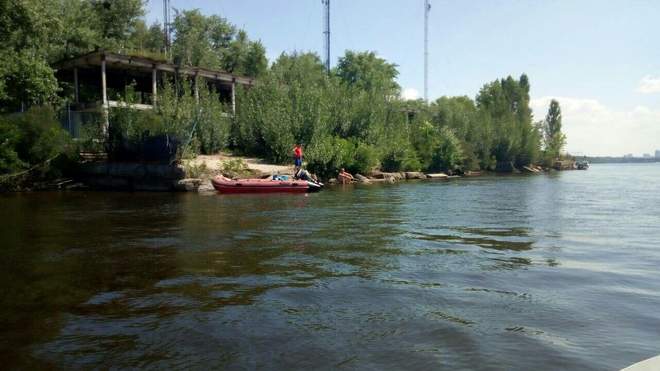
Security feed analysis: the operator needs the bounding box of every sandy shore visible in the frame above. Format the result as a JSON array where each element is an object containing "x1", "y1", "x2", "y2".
[{"x1": 186, "y1": 153, "x2": 294, "y2": 176}]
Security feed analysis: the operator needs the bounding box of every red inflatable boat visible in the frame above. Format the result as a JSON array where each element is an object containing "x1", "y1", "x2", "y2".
[{"x1": 211, "y1": 175, "x2": 323, "y2": 194}]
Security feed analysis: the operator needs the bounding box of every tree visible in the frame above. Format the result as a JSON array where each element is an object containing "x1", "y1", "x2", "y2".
[
  {"x1": 171, "y1": 11, "x2": 267, "y2": 77},
  {"x1": 335, "y1": 51, "x2": 400, "y2": 95},
  {"x1": 543, "y1": 99, "x2": 566, "y2": 160},
  {"x1": 243, "y1": 40, "x2": 268, "y2": 78},
  {"x1": 0, "y1": 0, "x2": 61, "y2": 110},
  {"x1": 90, "y1": 0, "x2": 144, "y2": 50},
  {"x1": 270, "y1": 52, "x2": 326, "y2": 86},
  {"x1": 474, "y1": 74, "x2": 540, "y2": 169},
  {"x1": 172, "y1": 9, "x2": 225, "y2": 68}
]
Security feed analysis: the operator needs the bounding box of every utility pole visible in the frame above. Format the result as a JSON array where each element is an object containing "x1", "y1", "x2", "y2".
[
  {"x1": 424, "y1": 0, "x2": 430, "y2": 102},
  {"x1": 163, "y1": 0, "x2": 171, "y2": 59},
  {"x1": 322, "y1": 0, "x2": 331, "y2": 73}
]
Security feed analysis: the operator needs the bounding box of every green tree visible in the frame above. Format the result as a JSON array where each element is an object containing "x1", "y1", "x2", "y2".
[
  {"x1": 335, "y1": 51, "x2": 400, "y2": 95},
  {"x1": 430, "y1": 127, "x2": 464, "y2": 172},
  {"x1": 543, "y1": 99, "x2": 566, "y2": 161},
  {"x1": 90, "y1": 0, "x2": 144, "y2": 50},
  {"x1": 242, "y1": 40, "x2": 268, "y2": 78},
  {"x1": 474, "y1": 74, "x2": 540, "y2": 169},
  {"x1": 172, "y1": 9, "x2": 226, "y2": 67},
  {"x1": 127, "y1": 20, "x2": 165, "y2": 53}
]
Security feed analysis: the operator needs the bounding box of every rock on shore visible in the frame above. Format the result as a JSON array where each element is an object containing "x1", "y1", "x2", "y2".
[
  {"x1": 405, "y1": 172, "x2": 426, "y2": 180},
  {"x1": 426, "y1": 173, "x2": 448, "y2": 179},
  {"x1": 355, "y1": 174, "x2": 371, "y2": 184}
]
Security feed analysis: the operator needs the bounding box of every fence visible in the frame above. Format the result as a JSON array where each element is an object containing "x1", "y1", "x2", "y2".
[{"x1": 58, "y1": 106, "x2": 103, "y2": 138}]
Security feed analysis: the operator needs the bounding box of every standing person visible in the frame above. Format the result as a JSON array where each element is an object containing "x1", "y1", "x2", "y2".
[{"x1": 293, "y1": 143, "x2": 303, "y2": 171}]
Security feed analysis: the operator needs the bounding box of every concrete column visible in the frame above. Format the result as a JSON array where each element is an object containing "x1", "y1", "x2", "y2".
[
  {"x1": 194, "y1": 74, "x2": 199, "y2": 104},
  {"x1": 74, "y1": 67, "x2": 79, "y2": 103},
  {"x1": 231, "y1": 80, "x2": 236, "y2": 115},
  {"x1": 152, "y1": 67, "x2": 157, "y2": 107},
  {"x1": 101, "y1": 58, "x2": 109, "y2": 134}
]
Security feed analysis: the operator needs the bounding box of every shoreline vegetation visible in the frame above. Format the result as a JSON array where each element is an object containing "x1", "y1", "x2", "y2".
[{"x1": 1, "y1": 1, "x2": 573, "y2": 192}]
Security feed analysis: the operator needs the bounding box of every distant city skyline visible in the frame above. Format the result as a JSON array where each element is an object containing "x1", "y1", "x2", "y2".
[{"x1": 145, "y1": 0, "x2": 660, "y2": 157}]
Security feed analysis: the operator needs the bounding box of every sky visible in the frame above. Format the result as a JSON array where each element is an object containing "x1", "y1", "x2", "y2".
[{"x1": 145, "y1": 0, "x2": 660, "y2": 156}]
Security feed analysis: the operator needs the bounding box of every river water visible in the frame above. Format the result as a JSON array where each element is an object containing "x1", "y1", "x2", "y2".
[{"x1": 1, "y1": 163, "x2": 659, "y2": 370}]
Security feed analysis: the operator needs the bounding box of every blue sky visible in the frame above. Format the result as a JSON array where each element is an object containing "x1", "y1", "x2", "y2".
[{"x1": 145, "y1": 0, "x2": 660, "y2": 156}]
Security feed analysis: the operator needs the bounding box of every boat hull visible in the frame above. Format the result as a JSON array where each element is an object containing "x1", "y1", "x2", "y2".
[{"x1": 211, "y1": 176, "x2": 321, "y2": 194}]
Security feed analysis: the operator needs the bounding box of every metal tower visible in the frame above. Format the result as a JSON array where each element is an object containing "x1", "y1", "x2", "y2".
[
  {"x1": 322, "y1": 0, "x2": 331, "y2": 73},
  {"x1": 163, "y1": 0, "x2": 171, "y2": 59},
  {"x1": 424, "y1": 0, "x2": 430, "y2": 102}
]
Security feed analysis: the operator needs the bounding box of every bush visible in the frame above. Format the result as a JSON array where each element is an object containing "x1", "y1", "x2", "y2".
[
  {"x1": 0, "y1": 118, "x2": 25, "y2": 174},
  {"x1": 380, "y1": 140, "x2": 421, "y2": 172},
  {"x1": 106, "y1": 80, "x2": 230, "y2": 162},
  {"x1": 184, "y1": 162, "x2": 210, "y2": 178},
  {"x1": 107, "y1": 108, "x2": 179, "y2": 162},
  {"x1": 0, "y1": 106, "x2": 72, "y2": 174},
  {"x1": 429, "y1": 127, "x2": 464, "y2": 172},
  {"x1": 219, "y1": 158, "x2": 250, "y2": 177},
  {"x1": 348, "y1": 141, "x2": 379, "y2": 174},
  {"x1": 305, "y1": 135, "x2": 352, "y2": 179}
]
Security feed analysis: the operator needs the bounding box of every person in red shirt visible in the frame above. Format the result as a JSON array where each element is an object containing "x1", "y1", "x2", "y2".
[{"x1": 293, "y1": 143, "x2": 303, "y2": 170}]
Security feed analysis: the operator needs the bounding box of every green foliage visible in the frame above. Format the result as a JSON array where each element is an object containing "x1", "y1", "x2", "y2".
[
  {"x1": 0, "y1": 117, "x2": 25, "y2": 174},
  {"x1": 350, "y1": 141, "x2": 380, "y2": 174},
  {"x1": 0, "y1": 1, "x2": 550, "y2": 179},
  {"x1": 220, "y1": 158, "x2": 248, "y2": 174},
  {"x1": 0, "y1": 50, "x2": 60, "y2": 110},
  {"x1": 336, "y1": 51, "x2": 400, "y2": 95},
  {"x1": 171, "y1": 10, "x2": 268, "y2": 77},
  {"x1": 107, "y1": 79, "x2": 229, "y2": 160},
  {"x1": 474, "y1": 74, "x2": 540, "y2": 169},
  {"x1": 0, "y1": 106, "x2": 72, "y2": 174},
  {"x1": 90, "y1": 0, "x2": 144, "y2": 49},
  {"x1": 543, "y1": 99, "x2": 566, "y2": 163},
  {"x1": 430, "y1": 127, "x2": 464, "y2": 172},
  {"x1": 184, "y1": 161, "x2": 210, "y2": 178},
  {"x1": 380, "y1": 139, "x2": 421, "y2": 172},
  {"x1": 305, "y1": 135, "x2": 353, "y2": 179},
  {"x1": 1, "y1": 1, "x2": 266, "y2": 112},
  {"x1": 232, "y1": 51, "x2": 546, "y2": 177}
]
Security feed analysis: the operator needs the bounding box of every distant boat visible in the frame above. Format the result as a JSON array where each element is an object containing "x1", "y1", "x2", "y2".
[{"x1": 576, "y1": 159, "x2": 589, "y2": 170}]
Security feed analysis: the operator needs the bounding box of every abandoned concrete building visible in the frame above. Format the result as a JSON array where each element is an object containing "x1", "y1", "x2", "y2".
[{"x1": 55, "y1": 50, "x2": 255, "y2": 137}]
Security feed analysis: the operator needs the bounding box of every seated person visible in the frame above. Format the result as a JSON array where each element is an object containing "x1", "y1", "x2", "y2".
[{"x1": 338, "y1": 168, "x2": 354, "y2": 184}]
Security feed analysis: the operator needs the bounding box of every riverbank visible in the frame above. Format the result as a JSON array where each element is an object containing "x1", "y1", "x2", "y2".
[{"x1": 1, "y1": 151, "x2": 563, "y2": 193}]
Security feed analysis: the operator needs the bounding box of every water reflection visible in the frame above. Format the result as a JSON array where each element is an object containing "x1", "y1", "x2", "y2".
[{"x1": 2, "y1": 164, "x2": 660, "y2": 369}]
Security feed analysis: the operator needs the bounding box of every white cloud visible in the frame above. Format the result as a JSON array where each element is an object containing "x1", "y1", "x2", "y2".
[
  {"x1": 637, "y1": 75, "x2": 660, "y2": 94},
  {"x1": 401, "y1": 88, "x2": 419, "y2": 100},
  {"x1": 531, "y1": 96, "x2": 660, "y2": 156}
]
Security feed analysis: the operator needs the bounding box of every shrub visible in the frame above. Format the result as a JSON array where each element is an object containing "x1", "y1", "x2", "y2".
[
  {"x1": 305, "y1": 135, "x2": 352, "y2": 179},
  {"x1": 0, "y1": 117, "x2": 25, "y2": 174},
  {"x1": 429, "y1": 127, "x2": 464, "y2": 172},
  {"x1": 0, "y1": 106, "x2": 72, "y2": 174},
  {"x1": 184, "y1": 162, "x2": 210, "y2": 178},
  {"x1": 220, "y1": 158, "x2": 249, "y2": 174},
  {"x1": 380, "y1": 140, "x2": 421, "y2": 172},
  {"x1": 348, "y1": 141, "x2": 379, "y2": 174},
  {"x1": 106, "y1": 79, "x2": 230, "y2": 162}
]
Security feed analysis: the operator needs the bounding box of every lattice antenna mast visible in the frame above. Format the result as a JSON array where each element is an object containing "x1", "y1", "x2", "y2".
[
  {"x1": 163, "y1": 0, "x2": 171, "y2": 59},
  {"x1": 322, "y1": 0, "x2": 331, "y2": 73},
  {"x1": 424, "y1": 0, "x2": 430, "y2": 102}
]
